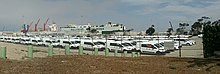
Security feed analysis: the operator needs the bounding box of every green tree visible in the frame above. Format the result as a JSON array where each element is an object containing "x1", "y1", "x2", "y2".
[
  {"x1": 191, "y1": 16, "x2": 211, "y2": 35},
  {"x1": 146, "y1": 25, "x2": 155, "y2": 35},
  {"x1": 166, "y1": 27, "x2": 173, "y2": 37},
  {"x1": 90, "y1": 29, "x2": 98, "y2": 34},
  {"x1": 203, "y1": 19, "x2": 220, "y2": 58},
  {"x1": 176, "y1": 23, "x2": 189, "y2": 35}
]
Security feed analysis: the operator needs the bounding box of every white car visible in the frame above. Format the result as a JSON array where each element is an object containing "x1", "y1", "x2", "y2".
[
  {"x1": 198, "y1": 34, "x2": 203, "y2": 38},
  {"x1": 173, "y1": 38, "x2": 195, "y2": 46}
]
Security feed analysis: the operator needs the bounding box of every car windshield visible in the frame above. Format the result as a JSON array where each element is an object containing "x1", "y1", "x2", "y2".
[
  {"x1": 123, "y1": 43, "x2": 133, "y2": 46},
  {"x1": 52, "y1": 41, "x2": 58, "y2": 43},
  {"x1": 185, "y1": 39, "x2": 190, "y2": 41},
  {"x1": 154, "y1": 43, "x2": 162, "y2": 48},
  {"x1": 122, "y1": 43, "x2": 130, "y2": 46},
  {"x1": 160, "y1": 43, "x2": 164, "y2": 46},
  {"x1": 71, "y1": 41, "x2": 77, "y2": 44},
  {"x1": 94, "y1": 42, "x2": 102, "y2": 45},
  {"x1": 118, "y1": 44, "x2": 124, "y2": 47},
  {"x1": 38, "y1": 40, "x2": 43, "y2": 42},
  {"x1": 131, "y1": 42, "x2": 137, "y2": 45}
]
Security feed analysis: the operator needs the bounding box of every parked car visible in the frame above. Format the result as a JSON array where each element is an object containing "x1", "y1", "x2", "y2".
[
  {"x1": 173, "y1": 38, "x2": 195, "y2": 46},
  {"x1": 106, "y1": 41, "x2": 132, "y2": 52},
  {"x1": 198, "y1": 34, "x2": 203, "y2": 38}
]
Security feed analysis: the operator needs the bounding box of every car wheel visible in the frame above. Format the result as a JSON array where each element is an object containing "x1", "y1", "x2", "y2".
[
  {"x1": 108, "y1": 48, "x2": 111, "y2": 52},
  {"x1": 156, "y1": 51, "x2": 161, "y2": 55},
  {"x1": 76, "y1": 46, "x2": 79, "y2": 49},
  {"x1": 137, "y1": 50, "x2": 141, "y2": 52}
]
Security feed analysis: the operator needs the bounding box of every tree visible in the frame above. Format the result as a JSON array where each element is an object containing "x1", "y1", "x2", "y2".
[
  {"x1": 203, "y1": 19, "x2": 220, "y2": 58},
  {"x1": 166, "y1": 27, "x2": 173, "y2": 37},
  {"x1": 90, "y1": 29, "x2": 98, "y2": 34},
  {"x1": 191, "y1": 22, "x2": 202, "y2": 35},
  {"x1": 86, "y1": 27, "x2": 91, "y2": 31},
  {"x1": 146, "y1": 25, "x2": 155, "y2": 35},
  {"x1": 191, "y1": 16, "x2": 211, "y2": 35},
  {"x1": 176, "y1": 23, "x2": 189, "y2": 35}
]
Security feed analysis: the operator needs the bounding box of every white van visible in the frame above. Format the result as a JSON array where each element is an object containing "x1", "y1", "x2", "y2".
[
  {"x1": 59, "y1": 39, "x2": 71, "y2": 47},
  {"x1": 42, "y1": 38, "x2": 59, "y2": 47},
  {"x1": 4, "y1": 36, "x2": 13, "y2": 43},
  {"x1": 31, "y1": 37, "x2": 43, "y2": 46},
  {"x1": 106, "y1": 41, "x2": 131, "y2": 52},
  {"x1": 0, "y1": 36, "x2": 4, "y2": 42},
  {"x1": 136, "y1": 42, "x2": 166, "y2": 54},
  {"x1": 12, "y1": 37, "x2": 21, "y2": 43},
  {"x1": 20, "y1": 37, "x2": 31, "y2": 45},
  {"x1": 79, "y1": 40, "x2": 105, "y2": 51},
  {"x1": 59, "y1": 39, "x2": 80, "y2": 48},
  {"x1": 115, "y1": 41, "x2": 136, "y2": 52}
]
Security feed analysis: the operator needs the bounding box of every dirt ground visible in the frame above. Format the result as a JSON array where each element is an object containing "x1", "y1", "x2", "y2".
[{"x1": 1, "y1": 55, "x2": 220, "y2": 74}]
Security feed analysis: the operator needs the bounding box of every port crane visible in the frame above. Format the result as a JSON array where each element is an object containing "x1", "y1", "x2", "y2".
[
  {"x1": 27, "y1": 21, "x2": 33, "y2": 32},
  {"x1": 169, "y1": 21, "x2": 174, "y2": 32},
  {"x1": 166, "y1": 21, "x2": 174, "y2": 37},
  {"x1": 34, "y1": 19, "x2": 40, "y2": 32},
  {"x1": 44, "y1": 18, "x2": 49, "y2": 31}
]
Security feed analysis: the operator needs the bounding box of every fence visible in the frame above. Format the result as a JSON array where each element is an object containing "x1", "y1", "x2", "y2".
[{"x1": 0, "y1": 45, "x2": 140, "y2": 60}]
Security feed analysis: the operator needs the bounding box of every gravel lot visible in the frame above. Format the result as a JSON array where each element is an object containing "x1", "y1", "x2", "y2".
[{"x1": 1, "y1": 55, "x2": 220, "y2": 74}]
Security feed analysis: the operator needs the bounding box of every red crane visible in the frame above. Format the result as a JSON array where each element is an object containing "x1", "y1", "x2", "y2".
[
  {"x1": 34, "y1": 19, "x2": 40, "y2": 32},
  {"x1": 27, "y1": 21, "x2": 33, "y2": 32},
  {"x1": 44, "y1": 18, "x2": 49, "y2": 31}
]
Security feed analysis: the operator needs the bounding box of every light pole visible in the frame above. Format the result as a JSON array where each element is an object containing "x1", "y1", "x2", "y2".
[{"x1": 178, "y1": 35, "x2": 181, "y2": 57}]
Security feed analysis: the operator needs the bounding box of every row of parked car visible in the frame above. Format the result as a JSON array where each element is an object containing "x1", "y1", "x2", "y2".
[{"x1": 0, "y1": 35, "x2": 196, "y2": 54}]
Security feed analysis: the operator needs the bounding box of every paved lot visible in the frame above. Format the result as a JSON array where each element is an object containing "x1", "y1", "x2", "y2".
[
  {"x1": 0, "y1": 36, "x2": 204, "y2": 60},
  {"x1": 165, "y1": 37, "x2": 203, "y2": 58}
]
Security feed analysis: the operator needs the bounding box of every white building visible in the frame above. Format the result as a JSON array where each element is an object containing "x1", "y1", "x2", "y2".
[
  {"x1": 60, "y1": 22, "x2": 126, "y2": 35},
  {"x1": 48, "y1": 22, "x2": 58, "y2": 32},
  {"x1": 60, "y1": 23, "x2": 91, "y2": 34}
]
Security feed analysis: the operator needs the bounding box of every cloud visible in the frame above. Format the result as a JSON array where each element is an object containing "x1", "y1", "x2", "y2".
[
  {"x1": 0, "y1": 0, "x2": 120, "y2": 31},
  {"x1": 0, "y1": 0, "x2": 220, "y2": 32},
  {"x1": 119, "y1": 0, "x2": 220, "y2": 31}
]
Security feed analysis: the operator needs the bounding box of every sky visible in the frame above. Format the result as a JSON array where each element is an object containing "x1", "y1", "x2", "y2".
[{"x1": 0, "y1": 0, "x2": 220, "y2": 32}]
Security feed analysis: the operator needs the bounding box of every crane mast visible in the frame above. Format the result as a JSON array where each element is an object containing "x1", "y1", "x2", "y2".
[
  {"x1": 34, "y1": 19, "x2": 40, "y2": 32},
  {"x1": 27, "y1": 21, "x2": 33, "y2": 32},
  {"x1": 44, "y1": 18, "x2": 49, "y2": 31}
]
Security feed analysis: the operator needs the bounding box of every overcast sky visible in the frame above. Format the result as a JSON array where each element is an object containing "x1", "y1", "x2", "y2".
[{"x1": 0, "y1": 0, "x2": 220, "y2": 32}]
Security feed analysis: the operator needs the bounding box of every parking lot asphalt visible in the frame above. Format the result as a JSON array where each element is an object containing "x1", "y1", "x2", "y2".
[
  {"x1": 0, "y1": 36, "x2": 204, "y2": 60},
  {"x1": 164, "y1": 36, "x2": 204, "y2": 58}
]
